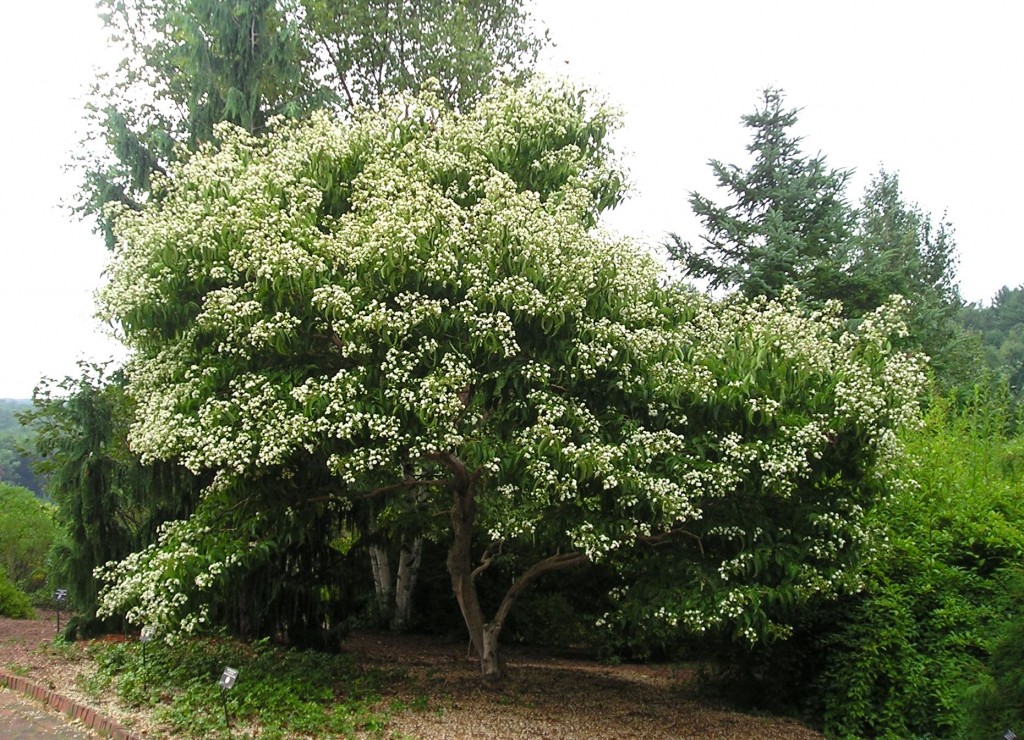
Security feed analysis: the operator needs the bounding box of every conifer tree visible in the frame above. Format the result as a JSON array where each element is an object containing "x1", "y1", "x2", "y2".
[{"x1": 668, "y1": 88, "x2": 854, "y2": 302}]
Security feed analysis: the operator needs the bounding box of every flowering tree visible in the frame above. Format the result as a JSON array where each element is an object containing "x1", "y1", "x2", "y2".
[{"x1": 97, "y1": 83, "x2": 925, "y2": 678}]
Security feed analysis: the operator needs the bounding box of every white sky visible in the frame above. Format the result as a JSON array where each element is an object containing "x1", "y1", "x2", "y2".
[{"x1": 0, "y1": 0, "x2": 1021, "y2": 398}]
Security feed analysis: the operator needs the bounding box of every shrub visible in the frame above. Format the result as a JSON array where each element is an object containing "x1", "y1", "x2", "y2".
[
  {"x1": 958, "y1": 572, "x2": 1024, "y2": 739},
  {"x1": 819, "y1": 393, "x2": 1024, "y2": 737},
  {"x1": 0, "y1": 567, "x2": 34, "y2": 619},
  {"x1": 0, "y1": 482, "x2": 55, "y2": 596}
]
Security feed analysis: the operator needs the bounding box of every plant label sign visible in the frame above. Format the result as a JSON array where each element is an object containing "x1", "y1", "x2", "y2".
[
  {"x1": 219, "y1": 667, "x2": 239, "y2": 690},
  {"x1": 141, "y1": 625, "x2": 156, "y2": 643}
]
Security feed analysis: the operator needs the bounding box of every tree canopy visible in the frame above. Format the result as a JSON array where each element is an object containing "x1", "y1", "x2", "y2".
[
  {"x1": 79, "y1": 0, "x2": 543, "y2": 247},
  {"x1": 95, "y1": 82, "x2": 925, "y2": 677}
]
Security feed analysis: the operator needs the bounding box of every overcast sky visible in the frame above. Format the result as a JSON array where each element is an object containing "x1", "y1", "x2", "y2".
[{"x1": 0, "y1": 1, "x2": 1021, "y2": 398}]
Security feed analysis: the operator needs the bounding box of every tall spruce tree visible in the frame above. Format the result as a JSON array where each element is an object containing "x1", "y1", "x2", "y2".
[{"x1": 668, "y1": 88, "x2": 854, "y2": 302}]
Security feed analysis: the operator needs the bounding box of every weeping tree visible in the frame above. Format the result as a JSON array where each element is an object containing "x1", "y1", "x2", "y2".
[
  {"x1": 23, "y1": 365, "x2": 202, "y2": 635},
  {"x1": 95, "y1": 82, "x2": 924, "y2": 679}
]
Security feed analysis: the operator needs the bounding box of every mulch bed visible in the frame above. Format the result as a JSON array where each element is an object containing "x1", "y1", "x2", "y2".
[{"x1": 1, "y1": 612, "x2": 822, "y2": 738}]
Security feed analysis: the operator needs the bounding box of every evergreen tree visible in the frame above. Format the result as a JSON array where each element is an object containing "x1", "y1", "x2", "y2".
[
  {"x1": 846, "y1": 170, "x2": 966, "y2": 386},
  {"x1": 24, "y1": 365, "x2": 202, "y2": 635},
  {"x1": 668, "y1": 88, "x2": 854, "y2": 302},
  {"x1": 961, "y1": 284, "x2": 1024, "y2": 395}
]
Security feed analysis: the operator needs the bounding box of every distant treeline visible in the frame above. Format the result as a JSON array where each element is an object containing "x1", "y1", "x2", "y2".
[{"x1": 0, "y1": 399, "x2": 45, "y2": 498}]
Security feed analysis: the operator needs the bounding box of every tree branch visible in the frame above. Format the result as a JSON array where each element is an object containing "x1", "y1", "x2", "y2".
[
  {"x1": 491, "y1": 551, "x2": 588, "y2": 630},
  {"x1": 639, "y1": 527, "x2": 704, "y2": 556},
  {"x1": 471, "y1": 541, "x2": 505, "y2": 582}
]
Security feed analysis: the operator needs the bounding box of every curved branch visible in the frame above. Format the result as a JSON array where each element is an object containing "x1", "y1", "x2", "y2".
[
  {"x1": 491, "y1": 551, "x2": 588, "y2": 631},
  {"x1": 639, "y1": 527, "x2": 704, "y2": 556}
]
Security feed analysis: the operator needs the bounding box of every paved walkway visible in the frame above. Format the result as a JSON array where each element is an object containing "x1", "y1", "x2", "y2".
[{"x1": 0, "y1": 688, "x2": 94, "y2": 739}]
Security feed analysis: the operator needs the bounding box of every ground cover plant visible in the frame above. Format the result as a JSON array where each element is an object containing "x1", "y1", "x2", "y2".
[{"x1": 82, "y1": 634, "x2": 392, "y2": 738}]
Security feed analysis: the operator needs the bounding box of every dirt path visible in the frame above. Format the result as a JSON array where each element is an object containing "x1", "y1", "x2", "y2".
[
  {"x1": 342, "y1": 633, "x2": 821, "y2": 739},
  {"x1": 0, "y1": 613, "x2": 822, "y2": 738}
]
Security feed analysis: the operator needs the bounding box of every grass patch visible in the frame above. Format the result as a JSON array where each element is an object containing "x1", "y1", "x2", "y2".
[{"x1": 84, "y1": 636, "x2": 394, "y2": 738}]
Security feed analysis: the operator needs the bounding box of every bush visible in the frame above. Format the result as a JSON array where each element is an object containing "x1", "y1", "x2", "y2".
[
  {"x1": 0, "y1": 567, "x2": 34, "y2": 618},
  {"x1": 0, "y1": 482, "x2": 55, "y2": 596},
  {"x1": 959, "y1": 572, "x2": 1024, "y2": 739},
  {"x1": 819, "y1": 393, "x2": 1024, "y2": 737}
]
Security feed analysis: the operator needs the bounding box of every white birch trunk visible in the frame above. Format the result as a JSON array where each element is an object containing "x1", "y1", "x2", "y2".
[
  {"x1": 369, "y1": 542, "x2": 394, "y2": 626},
  {"x1": 390, "y1": 536, "x2": 423, "y2": 632}
]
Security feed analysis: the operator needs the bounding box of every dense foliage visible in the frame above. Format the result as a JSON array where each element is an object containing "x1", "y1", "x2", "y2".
[
  {"x1": 0, "y1": 399, "x2": 44, "y2": 496},
  {"x1": 0, "y1": 482, "x2": 55, "y2": 597},
  {"x1": 960, "y1": 572, "x2": 1024, "y2": 739},
  {"x1": 818, "y1": 393, "x2": 1024, "y2": 737},
  {"x1": 962, "y1": 284, "x2": 1024, "y2": 395},
  {"x1": 31, "y1": 9, "x2": 1022, "y2": 723},
  {"x1": 93, "y1": 82, "x2": 924, "y2": 679},
  {"x1": 0, "y1": 567, "x2": 34, "y2": 619}
]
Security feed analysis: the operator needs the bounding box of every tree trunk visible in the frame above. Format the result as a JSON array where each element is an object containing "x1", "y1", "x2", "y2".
[
  {"x1": 480, "y1": 623, "x2": 502, "y2": 679},
  {"x1": 390, "y1": 535, "x2": 423, "y2": 632},
  {"x1": 369, "y1": 542, "x2": 394, "y2": 627},
  {"x1": 434, "y1": 451, "x2": 588, "y2": 681}
]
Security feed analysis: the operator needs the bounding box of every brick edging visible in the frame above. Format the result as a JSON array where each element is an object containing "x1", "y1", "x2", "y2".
[{"x1": 0, "y1": 669, "x2": 142, "y2": 739}]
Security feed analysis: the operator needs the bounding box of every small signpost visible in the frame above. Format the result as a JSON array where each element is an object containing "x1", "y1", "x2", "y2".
[
  {"x1": 53, "y1": 589, "x2": 68, "y2": 633},
  {"x1": 140, "y1": 625, "x2": 156, "y2": 689},
  {"x1": 219, "y1": 666, "x2": 239, "y2": 733}
]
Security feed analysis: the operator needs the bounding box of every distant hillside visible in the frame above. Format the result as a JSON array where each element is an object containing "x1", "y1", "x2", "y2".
[{"x1": 0, "y1": 399, "x2": 45, "y2": 497}]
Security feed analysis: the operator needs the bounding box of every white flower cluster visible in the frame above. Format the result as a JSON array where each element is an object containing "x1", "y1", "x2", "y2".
[
  {"x1": 96, "y1": 80, "x2": 927, "y2": 643},
  {"x1": 95, "y1": 517, "x2": 239, "y2": 639}
]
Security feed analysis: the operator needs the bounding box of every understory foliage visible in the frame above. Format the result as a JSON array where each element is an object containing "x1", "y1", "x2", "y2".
[
  {"x1": 94, "y1": 82, "x2": 924, "y2": 676},
  {"x1": 0, "y1": 567, "x2": 34, "y2": 619},
  {"x1": 819, "y1": 392, "x2": 1024, "y2": 738},
  {"x1": 960, "y1": 572, "x2": 1024, "y2": 739},
  {"x1": 85, "y1": 635, "x2": 390, "y2": 737}
]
